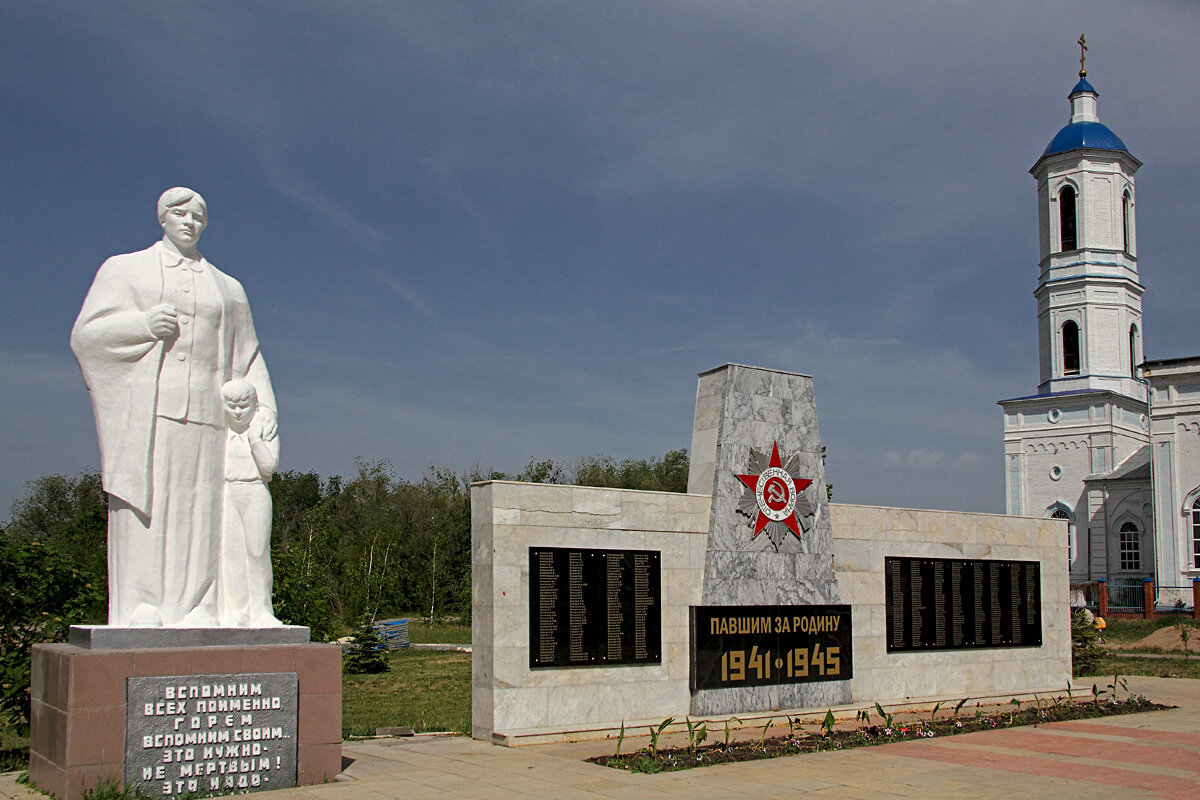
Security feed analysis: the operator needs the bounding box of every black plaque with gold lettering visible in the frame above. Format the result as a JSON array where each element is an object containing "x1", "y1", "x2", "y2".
[
  {"x1": 885, "y1": 557, "x2": 1041, "y2": 652},
  {"x1": 529, "y1": 547, "x2": 661, "y2": 668},
  {"x1": 690, "y1": 605, "x2": 853, "y2": 691}
]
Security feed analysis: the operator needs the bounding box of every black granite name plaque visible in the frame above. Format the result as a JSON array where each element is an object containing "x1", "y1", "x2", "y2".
[
  {"x1": 690, "y1": 605, "x2": 853, "y2": 691},
  {"x1": 529, "y1": 546, "x2": 661, "y2": 668},
  {"x1": 885, "y1": 557, "x2": 1042, "y2": 652},
  {"x1": 125, "y1": 672, "x2": 298, "y2": 797}
]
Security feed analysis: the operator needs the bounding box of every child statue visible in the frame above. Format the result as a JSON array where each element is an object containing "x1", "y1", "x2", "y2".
[{"x1": 220, "y1": 379, "x2": 282, "y2": 627}]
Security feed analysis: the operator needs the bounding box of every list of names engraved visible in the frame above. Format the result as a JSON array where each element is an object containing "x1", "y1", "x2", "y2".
[
  {"x1": 632, "y1": 553, "x2": 651, "y2": 660},
  {"x1": 528, "y1": 547, "x2": 661, "y2": 668},
  {"x1": 950, "y1": 561, "x2": 964, "y2": 646},
  {"x1": 885, "y1": 557, "x2": 1042, "y2": 652},
  {"x1": 568, "y1": 552, "x2": 587, "y2": 661},
  {"x1": 536, "y1": 550, "x2": 558, "y2": 664},
  {"x1": 605, "y1": 553, "x2": 623, "y2": 660}
]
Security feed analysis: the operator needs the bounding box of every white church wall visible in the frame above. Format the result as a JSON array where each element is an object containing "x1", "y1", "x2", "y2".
[{"x1": 1146, "y1": 364, "x2": 1200, "y2": 586}]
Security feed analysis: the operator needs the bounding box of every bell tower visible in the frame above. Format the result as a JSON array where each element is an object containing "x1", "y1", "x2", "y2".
[
  {"x1": 1000, "y1": 43, "x2": 1153, "y2": 569},
  {"x1": 1029, "y1": 50, "x2": 1145, "y2": 400}
]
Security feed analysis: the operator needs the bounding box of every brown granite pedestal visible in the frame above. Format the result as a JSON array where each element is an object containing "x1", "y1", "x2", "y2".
[{"x1": 29, "y1": 640, "x2": 341, "y2": 800}]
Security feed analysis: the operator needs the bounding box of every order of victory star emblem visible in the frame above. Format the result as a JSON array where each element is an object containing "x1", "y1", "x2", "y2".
[{"x1": 736, "y1": 441, "x2": 817, "y2": 549}]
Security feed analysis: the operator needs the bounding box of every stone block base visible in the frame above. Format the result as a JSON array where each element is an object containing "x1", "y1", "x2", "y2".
[{"x1": 29, "y1": 642, "x2": 342, "y2": 800}]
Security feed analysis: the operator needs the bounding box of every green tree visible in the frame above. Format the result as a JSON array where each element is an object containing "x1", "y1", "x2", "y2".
[
  {"x1": 1071, "y1": 609, "x2": 1103, "y2": 676},
  {"x1": 269, "y1": 470, "x2": 324, "y2": 546},
  {"x1": 516, "y1": 457, "x2": 568, "y2": 484},
  {"x1": 4, "y1": 471, "x2": 109, "y2": 610},
  {"x1": 573, "y1": 450, "x2": 689, "y2": 492},
  {"x1": 515, "y1": 449, "x2": 690, "y2": 493},
  {"x1": 271, "y1": 503, "x2": 340, "y2": 641},
  {"x1": 342, "y1": 618, "x2": 389, "y2": 674},
  {"x1": 0, "y1": 537, "x2": 104, "y2": 732}
]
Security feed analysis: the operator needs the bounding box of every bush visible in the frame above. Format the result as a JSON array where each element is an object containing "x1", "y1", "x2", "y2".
[
  {"x1": 343, "y1": 619, "x2": 390, "y2": 675},
  {"x1": 0, "y1": 537, "x2": 104, "y2": 733},
  {"x1": 1072, "y1": 608, "x2": 1103, "y2": 676}
]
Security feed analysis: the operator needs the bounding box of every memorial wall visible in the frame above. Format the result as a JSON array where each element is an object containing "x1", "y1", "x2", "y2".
[
  {"x1": 471, "y1": 365, "x2": 1069, "y2": 745},
  {"x1": 471, "y1": 490, "x2": 1069, "y2": 744},
  {"x1": 470, "y1": 482, "x2": 709, "y2": 743}
]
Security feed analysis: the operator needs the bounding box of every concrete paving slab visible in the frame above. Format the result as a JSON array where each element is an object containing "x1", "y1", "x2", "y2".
[{"x1": 2, "y1": 675, "x2": 1196, "y2": 799}]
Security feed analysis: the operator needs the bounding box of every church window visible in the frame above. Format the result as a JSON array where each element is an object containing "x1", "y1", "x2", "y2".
[
  {"x1": 1122, "y1": 190, "x2": 1132, "y2": 254},
  {"x1": 1062, "y1": 320, "x2": 1080, "y2": 376},
  {"x1": 1192, "y1": 497, "x2": 1200, "y2": 569},
  {"x1": 1059, "y1": 186, "x2": 1077, "y2": 251},
  {"x1": 1050, "y1": 506, "x2": 1073, "y2": 562},
  {"x1": 1119, "y1": 522, "x2": 1141, "y2": 571},
  {"x1": 1129, "y1": 324, "x2": 1139, "y2": 377}
]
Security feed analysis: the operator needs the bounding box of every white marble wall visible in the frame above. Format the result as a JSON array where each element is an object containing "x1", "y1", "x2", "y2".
[
  {"x1": 472, "y1": 486, "x2": 1070, "y2": 742},
  {"x1": 833, "y1": 503, "x2": 1071, "y2": 703},
  {"x1": 471, "y1": 481, "x2": 709, "y2": 743}
]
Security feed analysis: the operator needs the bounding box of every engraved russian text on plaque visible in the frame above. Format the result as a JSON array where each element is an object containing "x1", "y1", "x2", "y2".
[
  {"x1": 125, "y1": 673, "x2": 298, "y2": 797},
  {"x1": 690, "y1": 605, "x2": 853, "y2": 691},
  {"x1": 884, "y1": 557, "x2": 1042, "y2": 652},
  {"x1": 528, "y1": 547, "x2": 661, "y2": 668}
]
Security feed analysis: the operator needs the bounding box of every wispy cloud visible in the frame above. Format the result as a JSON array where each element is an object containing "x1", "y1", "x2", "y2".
[
  {"x1": 258, "y1": 152, "x2": 389, "y2": 246},
  {"x1": 364, "y1": 265, "x2": 436, "y2": 322}
]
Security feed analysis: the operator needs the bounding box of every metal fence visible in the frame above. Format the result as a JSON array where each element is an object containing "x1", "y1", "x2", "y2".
[
  {"x1": 1107, "y1": 579, "x2": 1145, "y2": 612},
  {"x1": 1154, "y1": 585, "x2": 1195, "y2": 614}
]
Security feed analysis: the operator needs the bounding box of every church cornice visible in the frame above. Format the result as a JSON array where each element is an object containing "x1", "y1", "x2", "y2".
[
  {"x1": 999, "y1": 388, "x2": 1146, "y2": 407},
  {"x1": 1030, "y1": 147, "x2": 1142, "y2": 177},
  {"x1": 1037, "y1": 259, "x2": 1141, "y2": 279}
]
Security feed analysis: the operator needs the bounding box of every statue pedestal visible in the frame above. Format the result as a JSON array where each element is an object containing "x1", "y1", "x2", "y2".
[{"x1": 29, "y1": 636, "x2": 341, "y2": 800}]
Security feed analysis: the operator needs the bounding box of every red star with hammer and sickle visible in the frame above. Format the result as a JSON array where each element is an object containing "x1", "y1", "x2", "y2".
[{"x1": 736, "y1": 441, "x2": 813, "y2": 538}]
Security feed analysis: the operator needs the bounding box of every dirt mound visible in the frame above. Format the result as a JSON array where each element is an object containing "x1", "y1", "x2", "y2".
[{"x1": 1109, "y1": 624, "x2": 1200, "y2": 653}]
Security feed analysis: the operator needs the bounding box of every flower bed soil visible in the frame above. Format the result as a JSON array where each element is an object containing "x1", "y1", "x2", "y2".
[{"x1": 590, "y1": 694, "x2": 1168, "y2": 773}]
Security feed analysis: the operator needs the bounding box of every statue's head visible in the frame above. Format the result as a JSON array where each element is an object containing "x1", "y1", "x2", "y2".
[
  {"x1": 221, "y1": 379, "x2": 258, "y2": 433},
  {"x1": 157, "y1": 187, "x2": 208, "y2": 252}
]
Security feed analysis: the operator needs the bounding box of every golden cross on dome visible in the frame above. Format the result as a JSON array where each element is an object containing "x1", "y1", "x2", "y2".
[{"x1": 1078, "y1": 33, "x2": 1088, "y2": 78}]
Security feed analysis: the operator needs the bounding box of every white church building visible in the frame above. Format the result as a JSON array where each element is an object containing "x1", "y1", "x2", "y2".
[{"x1": 999, "y1": 66, "x2": 1200, "y2": 607}]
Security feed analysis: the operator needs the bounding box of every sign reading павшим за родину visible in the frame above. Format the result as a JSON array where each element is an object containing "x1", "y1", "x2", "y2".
[
  {"x1": 690, "y1": 605, "x2": 853, "y2": 691},
  {"x1": 125, "y1": 673, "x2": 298, "y2": 797},
  {"x1": 885, "y1": 557, "x2": 1042, "y2": 652},
  {"x1": 529, "y1": 546, "x2": 661, "y2": 668}
]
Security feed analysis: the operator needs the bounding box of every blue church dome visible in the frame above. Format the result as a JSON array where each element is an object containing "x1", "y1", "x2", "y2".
[
  {"x1": 1040, "y1": 78, "x2": 1131, "y2": 157},
  {"x1": 1042, "y1": 121, "x2": 1129, "y2": 156},
  {"x1": 1070, "y1": 77, "x2": 1096, "y2": 95}
]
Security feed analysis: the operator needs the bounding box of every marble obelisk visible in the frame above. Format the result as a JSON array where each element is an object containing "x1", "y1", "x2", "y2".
[{"x1": 688, "y1": 364, "x2": 851, "y2": 715}]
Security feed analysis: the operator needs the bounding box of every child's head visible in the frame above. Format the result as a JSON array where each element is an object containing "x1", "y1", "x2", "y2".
[{"x1": 221, "y1": 379, "x2": 258, "y2": 431}]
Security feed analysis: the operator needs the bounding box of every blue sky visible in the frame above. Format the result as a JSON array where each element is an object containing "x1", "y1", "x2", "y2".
[{"x1": 2, "y1": 2, "x2": 1198, "y2": 518}]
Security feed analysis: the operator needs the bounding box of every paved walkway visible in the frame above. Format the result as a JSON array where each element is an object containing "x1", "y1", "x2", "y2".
[{"x1": 4, "y1": 677, "x2": 1197, "y2": 799}]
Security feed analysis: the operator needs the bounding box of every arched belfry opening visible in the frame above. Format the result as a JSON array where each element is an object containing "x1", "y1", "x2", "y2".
[
  {"x1": 1062, "y1": 320, "x2": 1080, "y2": 376},
  {"x1": 1059, "y1": 186, "x2": 1077, "y2": 251},
  {"x1": 1122, "y1": 190, "x2": 1133, "y2": 253}
]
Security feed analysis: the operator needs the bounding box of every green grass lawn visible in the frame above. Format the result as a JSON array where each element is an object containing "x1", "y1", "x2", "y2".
[
  {"x1": 342, "y1": 648, "x2": 471, "y2": 737},
  {"x1": 1086, "y1": 653, "x2": 1200, "y2": 679},
  {"x1": 0, "y1": 728, "x2": 28, "y2": 773},
  {"x1": 404, "y1": 617, "x2": 471, "y2": 644},
  {"x1": 1101, "y1": 616, "x2": 1186, "y2": 644}
]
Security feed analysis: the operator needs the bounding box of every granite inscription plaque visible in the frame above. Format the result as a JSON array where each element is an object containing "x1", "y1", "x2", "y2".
[
  {"x1": 885, "y1": 557, "x2": 1041, "y2": 652},
  {"x1": 529, "y1": 546, "x2": 661, "y2": 668},
  {"x1": 691, "y1": 605, "x2": 853, "y2": 691},
  {"x1": 125, "y1": 672, "x2": 298, "y2": 796}
]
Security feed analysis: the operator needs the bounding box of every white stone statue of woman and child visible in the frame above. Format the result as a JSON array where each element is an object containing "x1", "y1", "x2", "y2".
[{"x1": 72, "y1": 187, "x2": 283, "y2": 629}]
